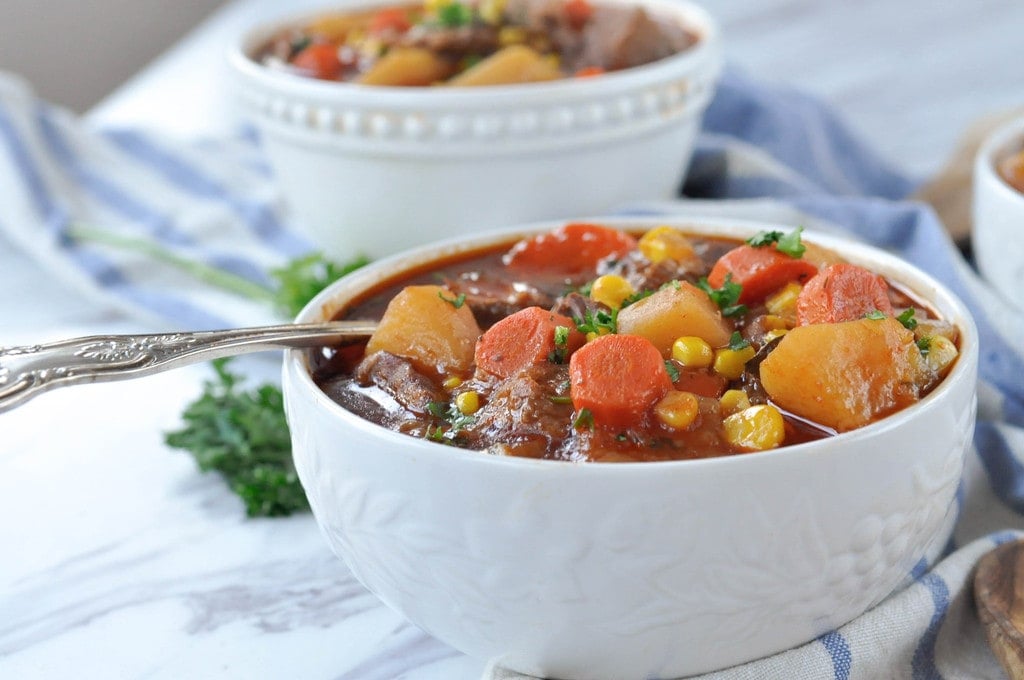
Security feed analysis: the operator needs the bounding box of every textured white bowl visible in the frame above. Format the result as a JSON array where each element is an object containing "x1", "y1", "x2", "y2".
[
  {"x1": 282, "y1": 217, "x2": 978, "y2": 679},
  {"x1": 973, "y1": 116, "x2": 1024, "y2": 312},
  {"x1": 227, "y1": 1, "x2": 721, "y2": 260}
]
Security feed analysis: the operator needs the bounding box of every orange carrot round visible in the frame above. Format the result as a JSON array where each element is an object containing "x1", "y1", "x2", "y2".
[
  {"x1": 707, "y1": 245, "x2": 818, "y2": 303},
  {"x1": 475, "y1": 307, "x2": 584, "y2": 378},
  {"x1": 796, "y1": 263, "x2": 894, "y2": 325},
  {"x1": 569, "y1": 334, "x2": 672, "y2": 428},
  {"x1": 291, "y1": 43, "x2": 344, "y2": 80},
  {"x1": 504, "y1": 223, "x2": 637, "y2": 275}
]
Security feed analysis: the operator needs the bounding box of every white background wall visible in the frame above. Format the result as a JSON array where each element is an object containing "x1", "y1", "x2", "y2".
[{"x1": 0, "y1": 0, "x2": 224, "y2": 112}]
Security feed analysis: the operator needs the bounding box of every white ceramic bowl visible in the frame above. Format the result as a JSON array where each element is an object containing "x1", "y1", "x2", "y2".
[
  {"x1": 227, "y1": 1, "x2": 721, "y2": 261},
  {"x1": 282, "y1": 217, "x2": 978, "y2": 679},
  {"x1": 973, "y1": 115, "x2": 1024, "y2": 312}
]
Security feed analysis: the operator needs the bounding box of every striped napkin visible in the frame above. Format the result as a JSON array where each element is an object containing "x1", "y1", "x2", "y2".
[{"x1": 3, "y1": 64, "x2": 1023, "y2": 678}]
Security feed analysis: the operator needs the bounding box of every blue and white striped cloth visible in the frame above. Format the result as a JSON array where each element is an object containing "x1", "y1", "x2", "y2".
[{"x1": 2, "y1": 65, "x2": 1023, "y2": 678}]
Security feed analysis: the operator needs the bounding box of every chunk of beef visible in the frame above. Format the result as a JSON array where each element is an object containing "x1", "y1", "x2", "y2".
[
  {"x1": 601, "y1": 251, "x2": 708, "y2": 293},
  {"x1": 398, "y1": 23, "x2": 499, "y2": 58},
  {"x1": 443, "y1": 271, "x2": 555, "y2": 327},
  {"x1": 465, "y1": 363, "x2": 572, "y2": 447},
  {"x1": 549, "y1": 291, "x2": 607, "y2": 325},
  {"x1": 573, "y1": 6, "x2": 694, "y2": 72},
  {"x1": 354, "y1": 351, "x2": 446, "y2": 415}
]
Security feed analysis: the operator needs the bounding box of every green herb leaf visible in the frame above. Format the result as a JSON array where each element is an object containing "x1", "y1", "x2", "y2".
[
  {"x1": 549, "y1": 395, "x2": 573, "y2": 405},
  {"x1": 864, "y1": 309, "x2": 887, "y2": 320},
  {"x1": 917, "y1": 336, "x2": 932, "y2": 356},
  {"x1": 621, "y1": 288, "x2": 654, "y2": 308},
  {"x1": 426, "y1": 400, "x2": 476, "y2": 440},
  {"x1": 746, "y1": 226, "x2": 806, "y2": 258},
  {"x1": 164, "y1": 359, "x2": 308, "y2": 517},
  {"x1": 728, "y1": 331, "x2": 751, "y2": 351},
  {"x1": 897, "y1": 308, "x2": 919, "y2": 330},
  {"x1": 572, "y1": 408, "x2": 595, "y2": 431},
  {"x1": 574, "y1": 308, "x2": 618, "y2": 335},
  {"x1": 548, "y1": 325, "x2": 571, "y2": 363},
  {"x1": 697, "y1": 274, "x2": 748, "y2": 318},
  {"x1": 270, "y1": 253, "x2": 369, "y2": 318},
  {"x1": 438, "y1": 2, "x2": 473, "y2": 26},
  {"x1": 664, "y1": 360, "x2": 680, "y2": 383},
  {"x1": 438, "y1": 290, "x2": 467, "y2": 309}
]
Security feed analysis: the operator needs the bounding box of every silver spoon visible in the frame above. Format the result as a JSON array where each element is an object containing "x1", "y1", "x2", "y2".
[{"x1": 0, "y1": 321, "x2": 378, "y2": 414}]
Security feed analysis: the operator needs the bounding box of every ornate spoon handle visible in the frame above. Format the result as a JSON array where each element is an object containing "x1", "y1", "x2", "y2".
[{"x1": 0, "y1": 321, "x2": 377, "y2": 414}]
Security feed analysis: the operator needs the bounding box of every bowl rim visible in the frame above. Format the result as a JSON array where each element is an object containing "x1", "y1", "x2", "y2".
[
  {"x1": 975, "y1": 115, "x2": 1024, "y2": 202},
  {"x1": 227, "y1": 0, "x2": 721, "y2": 107},
  {"x1": 284, "y1": 215, "x2": 979, "y2": 473}
]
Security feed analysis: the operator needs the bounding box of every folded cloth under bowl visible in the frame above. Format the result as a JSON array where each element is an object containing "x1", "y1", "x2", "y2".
[{"x1": 2, "y1": 65, "x2": 1023, "y2": 678}]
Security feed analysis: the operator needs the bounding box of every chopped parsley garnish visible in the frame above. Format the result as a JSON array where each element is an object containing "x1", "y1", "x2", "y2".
[
  {"x1": 728, "y1": 331, "x2": 751, "y2": 351},
  {"x1": 426, "y1": 400, "x2": 476, "y2": 441},
  {"x1": 549, "y1": 395, "x2": 573, "y2": 405},
  {"x1": 897, "y1": 308, "x2": 919, "y2": 330},
  {"x1": 746, "y1": 226, "x2": 806, "y2": 258},
  {"x1": 438, "y1": 290, "x2": 467, "y2": 309},
  {"x1": 697, "y1": 274, "x2": 748, "y2": 317},
  {"x1": 548, "y1": 325, "x2": 571, "y2": 363},
  {"x1": 864, "y1": 309, "x2": 886, "y2": 320},
  {"x1": 290, "y1": 36, "x2": 312, "y2": 56},
  {"x1": 621, "y1": 288, "x2": 654, "y2": 308},
  {"x1": 664, "y1": 360, "x2": 680, "y2": 383},
  {"x1": 438, "y1": 2, "x2": 473, "y2": 26},
  {"x1": 917, "y1": 336, "x2": 932, "y2": 356},
  {"x1": 575, "y1": 308, "x2": 618, "y2": 335},
  {"x1": 573, "y1": 408, "x2": 595, "y2": 430}
]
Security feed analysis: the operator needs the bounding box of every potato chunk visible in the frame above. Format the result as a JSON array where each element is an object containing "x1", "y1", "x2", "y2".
[
  {"x1": 447, "y1": 45, "x2": 562, "y2": 86},
  {"x1": 358, "y1": 47, "x2": 454, "y2": 86},
  {"x1": 759, "y1": 317, "x2": 922, "y2": 432},
  {"x1": 365, "y1": 285, "x2": 481, "y2": 376},
  {"x1": 617, "y1": 282, "x2": 732, "y2": 356}
]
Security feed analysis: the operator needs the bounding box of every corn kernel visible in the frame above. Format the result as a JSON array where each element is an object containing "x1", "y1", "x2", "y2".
[
  {"x1": 723, "y1": 404, "x2": 785, "y2": 451},
  {"x1": 713, "y1": 345, "x2": 756, "y2": 380},
  {"x1": 455, "y1": 391, "x2": 480, "y2": 415},
  {"x1": 590, "y1": 274, "x2": 635, "y2": 309},
  {"x1": 479, "y1": 0, "x2": 508, "y2": 24},
  {"x1": 424, "y1": 0, "x2": 450, "y2": 13},
  {"x1": 671, "y1": 336, "x2": 713, "y2": 368},
  {"x1": 765, "y1": 281, "x2": 802, "y2": 320},
  {"x1": 443, "y1": 376, "x2": 463, "y2": 390},
  {"x1": 763, "y1": 314, "x2": 789, "y2": 331},
  {"x1": 922, "y1": 335, "x2": 958, "y2": 376},
  {"x1": 719, "y1": 389, "x2": 751, "y2": 415},
  {"x1": 638, "y1": 225, "x2": 696, "y2": 264},
  {"x1": 763, "y1": 328, "x2": 789, "y2": 343},
  {"x1": 655, "y1": 391, "x2": 700, "y2": 430},
  {"x1": 497, "y1": 26, "x2": 527, "y2": 45},
  {"x1": 586, "y1": 331, "x2": 599, "y2": 343}
]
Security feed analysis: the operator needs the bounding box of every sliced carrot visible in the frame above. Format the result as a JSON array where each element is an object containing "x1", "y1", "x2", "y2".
[
  {"x1": 575, "y1": 66, "x2": 605, "y2": 78},
  {"x1": 564, "y1": 0, "x2": 594, "y2": 29},
  {"x1": 504, "y1": 223, "x2": 637, "y2": 275},
  {"x1": 475, "y1": 307, "x2": 585, "y2": 378},
  {"x1": 369, "y1": 7, "x2": 411, "y2": 34},
  {"x1": 796, "y1": 263, "x2": 894, "y2": 325},
  {"x1": 569, "y1": 334, "x2": 672, "y2": 428},
  {"x1": 707, "y1": 245, "x2": 818, "y2": 304},
  {"x1": 291, "y1": 43, "x2": 343, "y2": 80}
]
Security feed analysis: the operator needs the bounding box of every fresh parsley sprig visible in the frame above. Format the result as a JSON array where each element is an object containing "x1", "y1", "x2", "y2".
[
  {"x1": 164, "y1": 359, "x2": 308, "y2": 517},
  {"x1": 746, "y1": 226, "x2": 807, "y2": 258},
  {"x1": 697, "y1": 274, "x2": 748, "y2": 318}
]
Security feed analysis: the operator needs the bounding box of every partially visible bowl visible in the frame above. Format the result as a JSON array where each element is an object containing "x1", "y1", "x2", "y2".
[
  {"x1": 227, "y1": 0, "x2": 721, "y2": 260},
  {"x1": 973, "y1": 115, "x2": 1024, "y2": 311},
  {"x1": 282, "y1": 217, "x2": 978, "y2": 679}
]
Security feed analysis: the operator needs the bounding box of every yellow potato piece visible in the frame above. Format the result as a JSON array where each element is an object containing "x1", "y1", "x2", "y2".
[
  {"x1": 759, "y1": 317, "x2": 922, "y2": 432},
  {"x1": 447, "y1": 45, "x2": 562, "y2": 87},
  {"x1": 358, "y1": 47, "x2": 455, "y2": 86},
  {"x1": 617, "y1": 282, "x2": 732, "y2": 356},
  {"x1": 365, "y1": 285, "x2": 481, "y2": 376}
]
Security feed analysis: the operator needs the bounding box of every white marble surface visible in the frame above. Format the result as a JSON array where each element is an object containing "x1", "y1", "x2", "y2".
[{"x1": 2, "y1": 1, "x2": 1023, "y2": 678}]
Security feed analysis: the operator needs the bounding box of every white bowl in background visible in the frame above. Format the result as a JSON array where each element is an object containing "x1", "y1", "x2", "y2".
[
  {"x1": 282, "y1": 216, "x2": 978, "y2": 679},
  {"x1": 227, "y1": 1, "x2": 721, "y2": 260},
  {"x1": 973, "y1": 116, "x2": 1024, "y2": 311}
]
